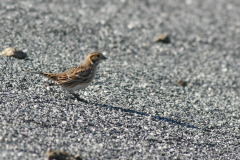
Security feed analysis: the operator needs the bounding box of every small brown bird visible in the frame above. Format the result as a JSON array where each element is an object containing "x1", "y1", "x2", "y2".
[{"x1": 26, "y1": 52, "x2": 107, "y2": 101}]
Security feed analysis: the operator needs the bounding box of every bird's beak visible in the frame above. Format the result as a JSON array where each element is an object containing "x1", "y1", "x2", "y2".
[{"x1": 102, "y1": 55, "x2": 107, "y2": 60}]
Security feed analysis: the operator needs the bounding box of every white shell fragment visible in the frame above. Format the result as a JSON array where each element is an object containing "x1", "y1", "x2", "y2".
[{"x1": 1, "y1": 47, "x2": 27, "y2": 59}]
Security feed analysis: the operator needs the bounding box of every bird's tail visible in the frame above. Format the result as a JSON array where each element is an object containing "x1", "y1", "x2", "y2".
[
  {"x1": 43, "y1": 83, "x2": 58, "y2": 87},
  {"x1": 25, "y1": 70, "x2": 46, "y2": 76},
  {"x1": 24, "y1": 70, "x2": 58, "y2": 81}
]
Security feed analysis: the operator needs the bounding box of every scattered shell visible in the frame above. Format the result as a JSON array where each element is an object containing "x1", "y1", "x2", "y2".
[
  {"x1": 177, "y1": 80, "x2": 187, "y2": 87},
  {"x1": 1, "y1": 47, "x2": 27, "y2": 59},
  {"x1": 45, "y1": 149, "x2": 82, "y2": 160},
  {"x1": 154, "y1": 34, "x2": 171, "y2": 43}
]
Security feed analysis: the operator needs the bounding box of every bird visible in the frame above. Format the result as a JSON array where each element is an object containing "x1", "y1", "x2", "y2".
[{"x1": 26, "y1": 52, "x2": 107, "y2": 102}]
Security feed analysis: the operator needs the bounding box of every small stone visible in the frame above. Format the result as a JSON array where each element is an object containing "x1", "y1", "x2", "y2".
[
  {"x1": 1, "y1": 47, "x2": 27, "y2": 59},
  {"x1": 45, "y1": 149, "x2": 82, "y2": 160},
  {"x1": 154, "y1": 34, "x2": 171, "y2": 43},
  {"x1": 177, "y1": 80, "x2": 187, "y2": 87},
  {"x1": 75, "y1": 154, "x2": 82, "y2": 160}
]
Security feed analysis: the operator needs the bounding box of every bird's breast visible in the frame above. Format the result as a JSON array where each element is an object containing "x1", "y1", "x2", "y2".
[{"x1": 61, "y1": 82, "x2": 92, "y2": 92}]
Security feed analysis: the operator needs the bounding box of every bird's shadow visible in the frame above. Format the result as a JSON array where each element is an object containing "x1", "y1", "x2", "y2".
[{"x1": 85, "y1": 101, "x2": 210, "y2": 132}]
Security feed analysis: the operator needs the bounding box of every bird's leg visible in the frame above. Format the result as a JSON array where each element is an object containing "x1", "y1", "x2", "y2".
[{"x1": 69, "y1": 91, "x2": 87, "y2": 102}]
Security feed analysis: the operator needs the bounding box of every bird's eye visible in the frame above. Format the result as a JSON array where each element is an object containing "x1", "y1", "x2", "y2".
[{"x1": 97, "y1": 55, "x2": 99, "y2": 58}]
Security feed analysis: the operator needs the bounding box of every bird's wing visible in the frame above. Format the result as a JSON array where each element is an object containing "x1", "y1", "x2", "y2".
[{"x1": 55, "y1": 66, "x2": 93, "y2": 85}]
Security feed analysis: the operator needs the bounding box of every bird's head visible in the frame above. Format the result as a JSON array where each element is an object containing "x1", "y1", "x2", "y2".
[{"x1": 87, "y1": 52, "x2": 107, "y2": 65}]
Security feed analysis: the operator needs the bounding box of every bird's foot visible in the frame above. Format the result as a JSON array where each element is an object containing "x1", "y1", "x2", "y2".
[{"x1": 69, "y1": 92, "x2": 88, "y2": 103}]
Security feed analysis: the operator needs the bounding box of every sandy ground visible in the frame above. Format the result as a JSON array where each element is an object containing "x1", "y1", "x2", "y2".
[{"x1": 1, "y1": 0, "x2": 240, "y2": 159}]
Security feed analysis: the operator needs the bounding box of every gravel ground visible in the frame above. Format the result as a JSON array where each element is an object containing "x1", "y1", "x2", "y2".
[{"x1": 1, "y1": 0, "x2": 240, "y2": 159}]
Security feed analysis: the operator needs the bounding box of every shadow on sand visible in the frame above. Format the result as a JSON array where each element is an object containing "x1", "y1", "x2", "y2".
[{"x1": 86, "y1": 102, "x2": 211, "y2": 132}]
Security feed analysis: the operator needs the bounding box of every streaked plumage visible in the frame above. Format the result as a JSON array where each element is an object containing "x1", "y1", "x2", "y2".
[{"x1": 26, "y1": 52, "x2": 107, "y2": 101}]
